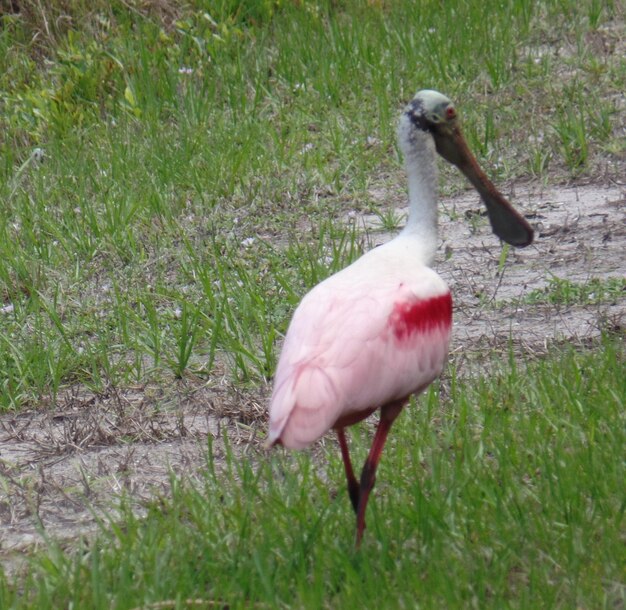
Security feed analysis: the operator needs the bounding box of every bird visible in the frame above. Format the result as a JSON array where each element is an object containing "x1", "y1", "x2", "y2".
[{"x1": 266, "y1": 89, "x2": 534, "y2": 547}]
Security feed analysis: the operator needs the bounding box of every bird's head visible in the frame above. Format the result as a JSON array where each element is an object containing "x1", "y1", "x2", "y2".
[
  {"x1": 401, "y1": 89, "x2": 534, "y2": 248},
  {"x1": 405, "y1": 89, "x2": 457, "y2": 136}
]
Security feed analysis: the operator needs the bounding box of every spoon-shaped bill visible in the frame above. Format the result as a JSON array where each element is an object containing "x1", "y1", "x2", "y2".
[{"x1": 433, "y1": 126, "x2": 534, "y2": 248}]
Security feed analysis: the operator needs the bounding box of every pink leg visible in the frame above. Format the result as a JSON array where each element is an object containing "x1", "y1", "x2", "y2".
[
  {"x1": 337, "y1": 428, "x2": 360, "y2": 514},
  {"x1": 355, "y1": 402, "x2": 403, "y2": 547}
]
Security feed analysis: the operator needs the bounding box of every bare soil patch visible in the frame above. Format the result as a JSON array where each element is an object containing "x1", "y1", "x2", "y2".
[
  {"x1": 428, "y1": 182, "x2": 624, "y2": 358},
  {"x1": 1, "y1": 181, "x2": 624, "y2": 575},
  {"x1": 0, "y1": 380, "x2": 267, "y2": 575}
]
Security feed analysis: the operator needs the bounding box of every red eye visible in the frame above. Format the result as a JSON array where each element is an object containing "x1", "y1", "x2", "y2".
[{"x1": 446, "y1": 106, "x2": 456, "y2": 119}]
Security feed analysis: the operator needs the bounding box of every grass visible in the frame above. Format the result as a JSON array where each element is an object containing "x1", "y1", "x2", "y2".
[
  {"x1": 0, "y1": 0, "x2": 624, "y2": 407},
  {"x1": 1, "y1": 338, "x2": 624, "y2": 609},
  {"x1": 494, "y1": 275, "x2": 626, "y2": 310},
  {"x1": 0, "y1": 0, "x2": 625, "y2": 607},
  {"x1": 519, "y1": 276, "x2": 626, "y2": 307}
]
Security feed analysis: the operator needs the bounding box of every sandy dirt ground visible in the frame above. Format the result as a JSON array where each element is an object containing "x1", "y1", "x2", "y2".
[{"x1": 1, "y1": 181, "x2": 624, "y2": 575}]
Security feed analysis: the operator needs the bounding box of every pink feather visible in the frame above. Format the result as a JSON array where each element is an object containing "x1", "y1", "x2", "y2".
[{"x1": 268, "y1": 241, "x2": 452, "y2": 449}]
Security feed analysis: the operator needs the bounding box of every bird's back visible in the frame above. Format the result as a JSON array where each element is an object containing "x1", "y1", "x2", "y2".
[{"x1": 268, "y1": 242, "x2": 452, "y2": 449}]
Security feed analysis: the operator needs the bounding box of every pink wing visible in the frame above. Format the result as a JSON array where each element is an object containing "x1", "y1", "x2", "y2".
[{"x1": 268, "y1": 264, "x2": 452, "y2": 449}]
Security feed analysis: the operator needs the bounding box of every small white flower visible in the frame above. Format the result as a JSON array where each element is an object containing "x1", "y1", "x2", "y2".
[
  {"x1": 178, "y1": 67, "x2": 194, "y2": 75},
  {"x1": 173, "y1": 307, "x2": 182, "y2": 319},
  {"x1": 241, "y1": 237, "x2": 255, "y2": 247}
]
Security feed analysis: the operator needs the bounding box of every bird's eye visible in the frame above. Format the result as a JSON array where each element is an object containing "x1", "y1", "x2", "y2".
[{"x1": 446, "y1": 106, "x2": 456, "y2": 120}]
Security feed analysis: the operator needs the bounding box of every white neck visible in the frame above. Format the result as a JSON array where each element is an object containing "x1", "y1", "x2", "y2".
[{"x1": 396, "y1": 115, "x2": 439, "y2": 264}]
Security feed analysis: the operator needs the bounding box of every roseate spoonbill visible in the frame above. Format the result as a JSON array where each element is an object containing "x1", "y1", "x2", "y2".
[{"x1": 266, "y1": 90, "x2": 534, "y2": 546}]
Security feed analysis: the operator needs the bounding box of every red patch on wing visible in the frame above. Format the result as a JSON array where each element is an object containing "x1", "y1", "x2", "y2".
[{"x1": 388, "y1": 293, "x2": 452, "y2": 341}]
